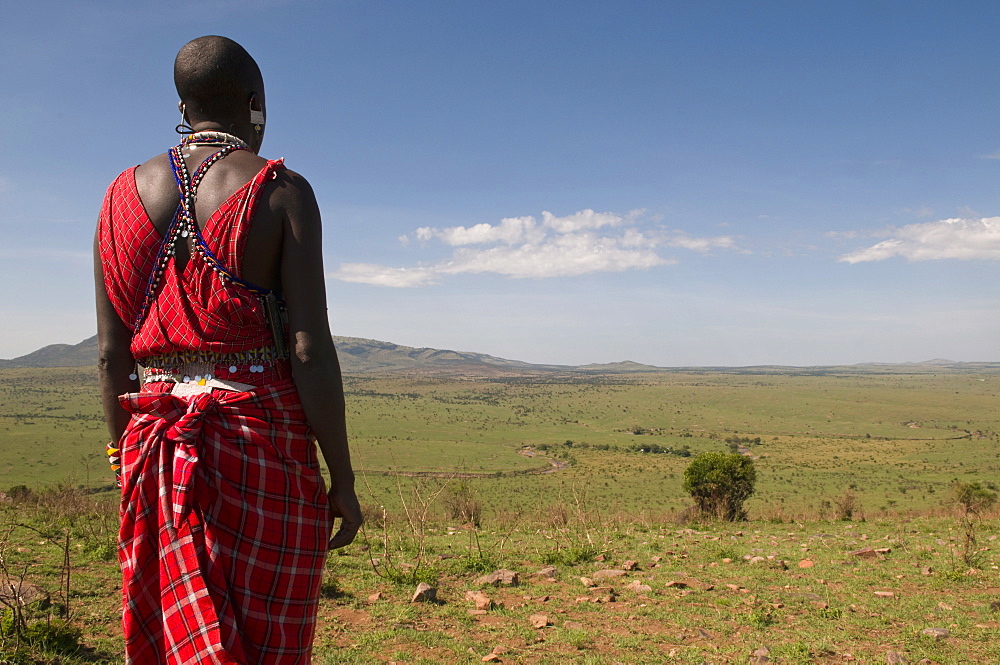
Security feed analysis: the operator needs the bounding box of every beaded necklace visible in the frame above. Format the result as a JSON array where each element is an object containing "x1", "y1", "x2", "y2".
[{"x1": 180, "y1": 130, "x2": 250, "y2": 151}]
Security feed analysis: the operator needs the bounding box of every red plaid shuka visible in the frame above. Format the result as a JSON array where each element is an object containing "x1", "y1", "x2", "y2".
[{"x1": 100, "y1": 157, "x2": 333, "y2": 664}]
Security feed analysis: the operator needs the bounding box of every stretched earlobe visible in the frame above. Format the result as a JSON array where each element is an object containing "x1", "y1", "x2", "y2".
[
  {"x1": 175, "y1": 102, "x2": 193, "y2": 135},
  {"x1": 249, "y1": 99, "x2": 264, "y2": 134}
]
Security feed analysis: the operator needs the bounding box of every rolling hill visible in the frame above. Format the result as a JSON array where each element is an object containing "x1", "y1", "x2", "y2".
[{"x1": 1, "y1": 335, "x2": 997, "y2": 375}]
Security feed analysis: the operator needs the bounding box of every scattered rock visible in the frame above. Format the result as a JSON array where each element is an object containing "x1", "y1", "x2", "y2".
[
  {"x1": 990, "y1": 601, "x2": 1000, "y2": 612},
  {"x1": 750, "y1": 645, "x2": 770, "y2": 664},
  {"x1": 468, "y1": 609, "x2": 488, "y2": 616},
  {"x1": 622, "y1": 560, "x2": 640, "y2": 571},
  {"x1": 592, "y1": 569, "x2": 627, "y2": 580},
  {"x1": 650, "y1": 555, "x2": 663, "y2": 563},
  {"x1": 563, "y1": 620, "x2": 584, "y2": 630},
  {"x1": 921, "y1": 566, "x2": 933, "y2": 576},
  {"x1": 481, "y1": 655, "x2": 501, "y2": 663},
  {"x1": 492, "y1": 646, "x2": 509, "y2": 655},
  {"x1": 0, "y1": 583, "x2": 50, "y2": 609},
  {"x1": 798, "y1": 559, "x2": 815, "y2": 568},
  {"x1": 465, "y1": 590, "x2": 492, "y2": 611},
  {"x1": 873, "y1": 591, "x2": 896, "y2": 599},
  {"x1": 594, "y1": 554, "x2": 606, "y2": 562},
  {"x1": 747, "y1": 556, "x2": 768, "y2": 565},
  {"x1": 580, "y1": 577, "x2": 596, "y2": 588},
  {"x1": 885, "y1": 651, "x2": 908, "y2": 664},
  {"x1": 533, "y1": 566, "x2": 558, "y2": 581},
  {"x1": 849, "y1": 547, "x2": 878, "y2": 558},
  {"x1": 936, "y1": 602, "x2": 953, "y2": 611},
  {"x1": 411, "y1": 583, "x2": 437, "y2": 603},
  {"x1": 591, "y1": 587, "x2": 616, "y2": 603},
  {"x1": 475, "y1": 569, "x2": 519, "y2": 587},
  {"x1": 920, "y1": 627, "x2": 949, "y2": 641},
  {"x1": 626, "y1": 580, "x2": 653, "y2": 594},
  {"x1": 666, "y1": 578, "x2": 713, "y2": 591},
  {"x1": 367, "y1": 591, "x2": 382, "y2": 603},
  {"x1": 529, "y1": 613, "x2": 549, "y2": 629}
]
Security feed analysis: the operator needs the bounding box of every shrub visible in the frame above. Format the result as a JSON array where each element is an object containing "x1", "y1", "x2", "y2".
[
  {"x1": 682, "y1": 452, "x2": 756, "y2": 521},
  {"x1": 441, "y1": 481, "x2": 481, "y2": 527}
]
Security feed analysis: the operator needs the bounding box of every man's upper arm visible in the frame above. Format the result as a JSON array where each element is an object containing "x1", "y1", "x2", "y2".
[{"x1": 277, "y1": 170, "x2": 333, "y2": 350}]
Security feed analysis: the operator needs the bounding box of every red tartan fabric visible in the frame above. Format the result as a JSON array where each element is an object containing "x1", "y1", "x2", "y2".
[
  {"x1": 118, "y1": 381, "x2": 332, "y2": 664},
  {"x1": 100, "y1": 156, "x2": 333, "y2": 664},
  {"x1": 98, "y1": 159, "x2": 285, "y2": 359}
]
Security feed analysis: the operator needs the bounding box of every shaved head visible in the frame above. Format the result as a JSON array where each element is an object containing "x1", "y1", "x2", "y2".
[{"x1": 174, "y1": 36, "x2": 262, "y2": 121}]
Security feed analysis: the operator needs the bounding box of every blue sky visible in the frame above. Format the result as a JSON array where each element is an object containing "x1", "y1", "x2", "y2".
[{"x1": 2, "y1": 0, "x2": 998, "y2": 366}]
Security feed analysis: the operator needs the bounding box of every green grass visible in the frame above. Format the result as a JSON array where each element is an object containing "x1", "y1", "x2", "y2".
[{"x1": 2, "y1": 366, "x2": 1000, "y2": 661}]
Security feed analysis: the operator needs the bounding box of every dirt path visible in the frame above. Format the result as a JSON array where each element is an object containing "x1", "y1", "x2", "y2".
[{"x1": 357, "y1": 447, "x2": 570, "y2": 479}]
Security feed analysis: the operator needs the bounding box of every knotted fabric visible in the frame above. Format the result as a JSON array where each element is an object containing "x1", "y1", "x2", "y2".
[{"x1": 117, "y1": 380, "x2": 332, "y2": 665}]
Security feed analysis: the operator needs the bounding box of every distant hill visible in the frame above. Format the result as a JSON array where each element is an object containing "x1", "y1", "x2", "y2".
[
  {"x1": 0, "y1": 335, "x2": 582, "y2": 375},
  {"x1": 0, "y1": 336, "x2": 99, "y2": 369},
  {"x1": 1, "y1": 335, "x2": 998, "y2": 375}
]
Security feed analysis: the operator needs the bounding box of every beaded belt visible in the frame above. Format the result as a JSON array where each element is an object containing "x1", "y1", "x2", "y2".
[{"x1": 137, "y1": 347, "x2": 290, "y2": 394}]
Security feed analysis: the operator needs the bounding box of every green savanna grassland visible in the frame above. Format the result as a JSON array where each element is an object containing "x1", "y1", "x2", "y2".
[
  {"x1": 1, "y1": 366, "x2": 998, "y2": 519},
  {"x1": 3, "y1": 365, "x2": 1000, "y2": 663}
]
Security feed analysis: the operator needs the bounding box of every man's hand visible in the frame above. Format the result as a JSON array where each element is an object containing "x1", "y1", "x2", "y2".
[{"x1": 327, "y1": 485, "x2": 363, "y2": 550}]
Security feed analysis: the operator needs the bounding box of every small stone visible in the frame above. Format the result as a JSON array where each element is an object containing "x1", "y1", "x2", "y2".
[
  {"x1": 622, "y1": 560, "x2": 640, "y2": 571},
  {"x1": 481, "y1": 655, "x2": 501, "y2": 663},
  {"x1": 885, "y1": 651, "x2": 908, "y2": 664},
  {"x1": 920, "y1": 627, "x2": 949, "y2": 641},
  {"x1": 367, "y1": 591, "x2": 382, "y2": 603},
  {"x1": 465, "y1": 590, "x2": 492, "y2": 611},
  {"x1": 627, "y1": 581, "x2": 653, "y2": 594},
  {"x1": 530, "y1": 613, "x2": 549, "y2": 629},
  {"x1": 411, "y1": 583, "x2": 437, "y2": 603},
  {"x1": 748, "y1": 556, "x2": 767, "y2": 564},
  {"x1": 492, "y1": 646, "x2": 509, "y2": 655},
  {"x1": 990, "y1": 601, "x2": 1000, "y2": 612},
  {"x1": 533, "y1": 566, "x2": 558, "y2": 581},
  {"x1": 750, "y1": 645, "x2": 770, "y2": 663},
  {"x1": 921, "y1": 566, "x2": 933, "y2": 576},
  {"x1": 468, "y1": 609, "x2": 488, "y2": 616},
  {"x1": 592, "y1": 569, "x2": 627, "y2": 580},
  {"x1": 474, "y1": 569, "x2": 519, "y2": 587},
  {"x1": 873, "y1": 591, "x2": 896, "y2": 599},
  {"x1": 580, "y1": 577, "x2": 596, "y2": 587},
  {"x1": 665, "y1": 580, "x2": 689, "y2": 589},
  {"x1": 594, "y1": 554, "x2": 606, "y2": 562},
  {"x1": 591, "y1": 587, "x2": 616, "y2": 603},
  {"x1": 722, "y1": 557, "x2": 733, "y2": 563},
  {"x1": 650, "y1": 555, "x2": 663, "y2": 563},
  {"x1": 849, "y1": 547, "x2": 878, "y2": 558},
  {"x1": 798, "y1": 559, "x2": 815, "y2": 568},
  {"x1": 936, "y1": 602, "x2": 952, "y2": 611},
  {"x1": 563, "y1": 620, "x2": 584, "y2": 630}
]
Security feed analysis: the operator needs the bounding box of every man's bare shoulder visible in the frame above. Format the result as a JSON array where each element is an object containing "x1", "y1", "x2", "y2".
[
  {"x1": 133, "y1": 153, "x2": 173, "y2": 188},
  {"x1": 268, "y1": 167, "x2": 319, "y2": 218}
]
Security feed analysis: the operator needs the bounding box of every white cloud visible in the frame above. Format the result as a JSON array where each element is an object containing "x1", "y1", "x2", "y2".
[
  {"x1": 330, "y1": 263, "x2": 437, "y2": 288},
  {"x1": 541, "y1": 209, "x2": 624, "y2": 233},
  {"x1": 839, "y1": 217, "x2": 1000, "y2": 263},
  {"x1": 333, "y1": 209, "x2": 740, "y2": 287},
  {"x1": 416, "y1": 216, "x2": 542, "y2": 246},
  {"x1": 439, "y1": 233, "x2": 671, "y2": 278},
  {"x1": 663, "y1": 233, "x2": 737, "y2": 252}
]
